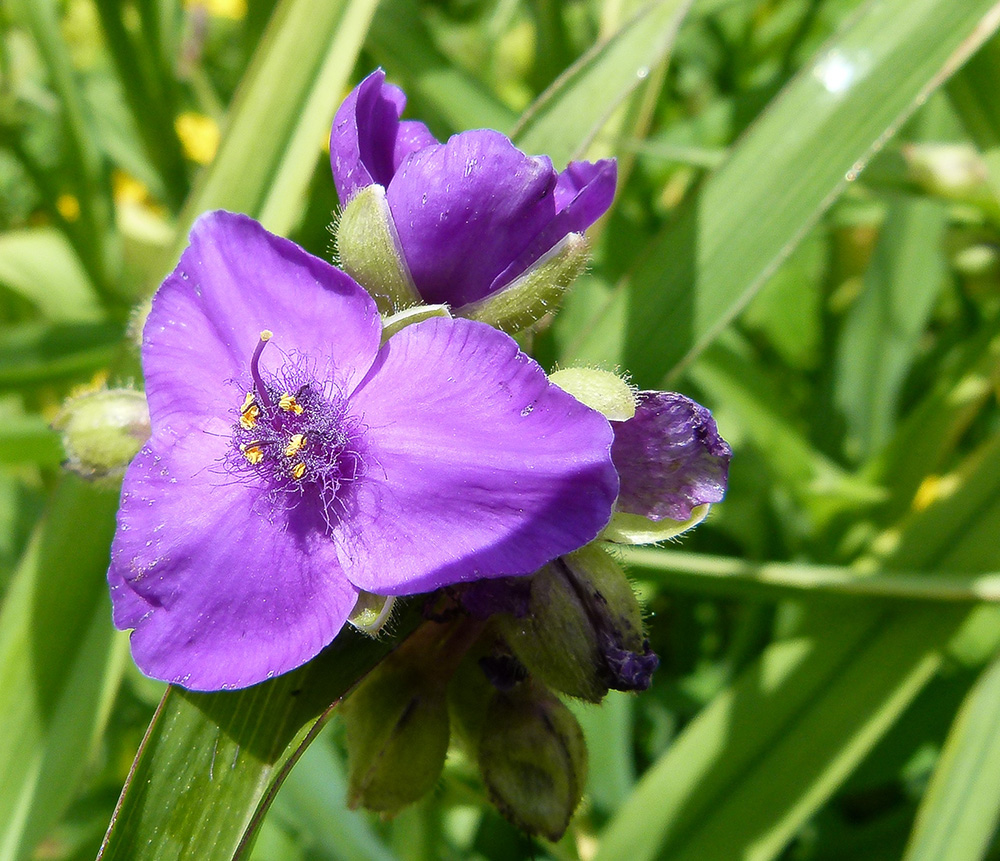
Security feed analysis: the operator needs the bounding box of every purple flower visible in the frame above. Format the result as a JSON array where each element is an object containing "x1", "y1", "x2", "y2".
[
  {"x1": 108, "y1": 211, "x2": 618, "y2": 691},
  {"x1": 330, "y1": 69, "x2": 617, "y2": 309},
  {"x1": 611, "y1": 392, "x2": 731, "y2": 522}
]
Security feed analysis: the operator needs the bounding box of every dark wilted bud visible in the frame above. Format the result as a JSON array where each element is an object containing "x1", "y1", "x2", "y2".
[
  {"x1": 342, "y1": 627, "x2": 451, "y2": 814},
  {"x1": 478, "y1": 681, "x2": 587, "y2": 841},
  {"x1": 496, "y1": 544, "x2": 657, "y2": 702},
  {"x1": 53, "y1": 388, "x2": 150, "y2": 481}
]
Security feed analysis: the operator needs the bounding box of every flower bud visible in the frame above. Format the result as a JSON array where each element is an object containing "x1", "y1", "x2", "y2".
[
  {"x1": 478, "y1": 681, "x2": 587, "y2": 841},
  {"x1": 53, "y1": 388, "x2": 150, "y2": 481},
  {"x1": 549, "y1": 366, "x2": 637, "y2": 421},
  {"x1": 496, "y1": 544, "x2": 657, "y2": 702},
  {"x1": 342, "y1": 636, "x2": 450, "y2": 814},
  {"x1": 904, "y1": 143, "x2": 991, "y2": 205},
  {"x1": 336, "y1": 184, "x2": 421, "y2": 314},
  {"x1": 458, "y1": 233, "x2": 591, "y2": 333}
]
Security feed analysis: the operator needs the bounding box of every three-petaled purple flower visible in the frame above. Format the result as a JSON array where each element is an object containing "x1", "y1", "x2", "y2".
[
  {"x1": 108, "y1": 211, "x2": 618, "y2": 691},
  {"x1": 330, "y1": 69, "x2": 617, "y2": 310}
]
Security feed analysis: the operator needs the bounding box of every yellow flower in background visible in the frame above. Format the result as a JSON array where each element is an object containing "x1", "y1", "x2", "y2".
[
  {"x1": 175, "y1": 112, "x2": 221, "y2": 165},
  {"x1": 56, "y1": 193, "x2": 80, "y2": 221},
  {"x1": 112, "y1": 171, "x2": 150, "y2": 206},
  {"x1": 183, "y1": 0, "x2": 246, "y2": 19}
]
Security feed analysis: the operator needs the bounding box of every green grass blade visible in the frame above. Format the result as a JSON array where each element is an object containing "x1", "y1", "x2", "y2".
[
  {"x1": 91, "y1": 0, "x2": 189, "y2": 210},
  {"x1": 833, "y1": 197, "x2": 947, "y2": 462},
  {"x1": 0, "y1": 414, "x2": 64, "y2": 466},
  {"x1": 176, "y1": 0, "x2": 378, "y2": 243},
  {"x1": 595, "y1": 604, "x2": 962, "y2": 861},
  {"x1": 903, "y1": 652, "x2": 1000, "y2": 861},
  {"x1": 367, "y1": 0, "x2": 517, "y2": 135},
  {"x1": 689, "y1": 339, "x2": 885, "y2": 517},
  {"x1": 97, "y1": 609, "x2": 422, "y2": 861},
  {"x1": 567, "y1": 0, "x2": 1000, "y2": 384},
  {"x1": 572, "y1": 693, "x2": 636, "y2": 815},
  {"x1": 268, "y1": 733, "x2": 398, "y2": 861},
  {"x1": 512, "y1": 0, "x2": 693, "y2": 168},
  {"x1": 0, "y1": 322, "x2": 123, "y2": 389},
  {"x1": 0, "y1": 229, "x2": 103, "y2": 323},
  {"x1": 0, "y1": 478, "x2": 125, "y2": 861},
  {"x1": 5, "y1": 0, "x2": 116, "y2": 297}
]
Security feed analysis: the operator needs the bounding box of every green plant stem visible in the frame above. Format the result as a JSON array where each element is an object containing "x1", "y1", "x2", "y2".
[{"x1": 621, "y1": 547, "x2": 1000, "y2": 603}]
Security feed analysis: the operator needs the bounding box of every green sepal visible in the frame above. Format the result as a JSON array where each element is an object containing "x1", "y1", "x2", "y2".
[
  {"x1": 380, "y1": 303, "x2": 451, "y2": 344},
  {"x1": 602, "y1": 503, "x2": 712, "y2": 545},
  {"x1": 549, "y1": 366, "x2": 637, "y2": 421},
  {"x1": 336, "y1": 184, "x2": 421, "y2": 314},
  {"x1": 348, "y1": 592, "x2": 397, "y2": 635},
  {"x1": 458, "y1": 232, "x2": 590, "y2": 333}
]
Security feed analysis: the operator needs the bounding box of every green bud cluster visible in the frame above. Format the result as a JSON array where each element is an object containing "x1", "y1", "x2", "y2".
[{"x1": 341, "y1": 542, "x2": 657, "y2": 840}]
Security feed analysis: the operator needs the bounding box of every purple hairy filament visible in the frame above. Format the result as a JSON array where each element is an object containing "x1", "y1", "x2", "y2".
[{"x1": 226, "y1": 330, "x2": 366, "y2": 534}]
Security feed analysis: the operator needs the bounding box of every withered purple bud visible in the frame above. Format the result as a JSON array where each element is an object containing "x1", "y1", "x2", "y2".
[{"x1": 496, "y1": 544, "x2": 657, "y2": 702}]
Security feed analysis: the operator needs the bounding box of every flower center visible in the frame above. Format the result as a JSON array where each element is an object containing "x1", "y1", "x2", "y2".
[{"x1": 227, "y1": 330, "x2": 365, "y2": 531}]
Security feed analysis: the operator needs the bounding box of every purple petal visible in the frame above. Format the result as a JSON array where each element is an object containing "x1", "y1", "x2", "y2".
[
  {"x1": 611, "y1": 392, "x2": 731, "y2": 521},
  {"x1": 339, "y1": 317, "x2": 618, "y2": 594},
  {"x1": 394, "y1": 120, "x2": 437, "y2": 170},
  {"x1": 109, "y1": 431, "x2": 359, "y2": 690},
  {"x1": 331, "y1": 70, "x2": 437, "y2": 204},
  {"x1": 143, "y1": 211, "x2": 381, "y2": 439},
  {"x1": 387, "y1": 130, "x2": 559, "y2": 307},
  {"x1": 485, "y1": 159, "x2": 617, "y2": 297}
]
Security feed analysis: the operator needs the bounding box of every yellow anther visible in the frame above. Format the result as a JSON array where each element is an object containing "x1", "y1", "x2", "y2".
[
  {"x1": 284, "y1": 434, "x2": 307, "y2": 458},
  {"x1": 279, "y1": 393, "x2": 304, "y2": 415},
  {"x1": 239, "y1": 406, "x2": 259, "y2": 429},
  {"x1": 241, "y1": 443, "x2": 264, "y2": 465},
  {"x1": 239, "y1": 393, "x2": 260, "y2": 429},
  {"x1": 291, "y1": 462, "x2": 306, "y2": 480}
]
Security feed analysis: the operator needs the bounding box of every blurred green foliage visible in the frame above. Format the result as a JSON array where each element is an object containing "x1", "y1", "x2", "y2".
[{"x1": 4, "y1": 0, "x2": 1000, "y2": 858}]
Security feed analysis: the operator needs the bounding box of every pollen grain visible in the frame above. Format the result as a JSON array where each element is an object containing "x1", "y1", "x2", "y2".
[
  {"x1": 279, "y1": 393, "x2": 304, "y2": 415},
  {"x1": 239, "y1": 392, "x2": 260, "y2": 429},
  {"x1": 284, "y1": 434, "x2": 307, "y2": 457},
  {"x1": 241, "y1": 443, "x2": 264, "y2": 464}
]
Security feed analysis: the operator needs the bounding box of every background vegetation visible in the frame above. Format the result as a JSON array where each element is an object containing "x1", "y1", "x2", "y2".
[{"x1": 2, "y1": 0, "x2": 1000, "y2": 858}]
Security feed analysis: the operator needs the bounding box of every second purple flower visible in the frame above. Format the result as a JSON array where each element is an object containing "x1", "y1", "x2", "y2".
[{"x1": 330, "y1": 70, "x2": 616, "y2": 317}]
